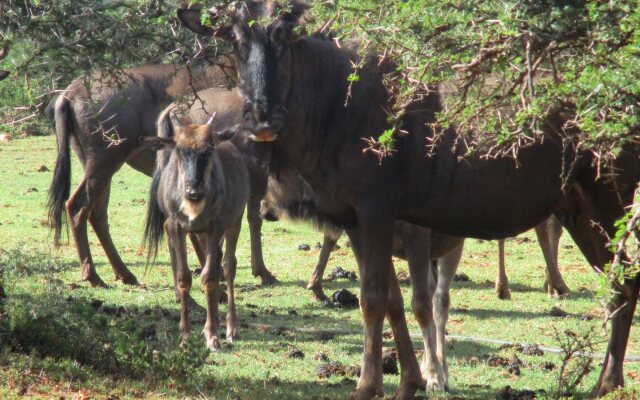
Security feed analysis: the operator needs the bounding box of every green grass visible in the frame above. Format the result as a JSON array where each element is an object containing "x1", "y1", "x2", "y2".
[{"x1": 0, "y1": 135, "x2": 639, "y2": 399}]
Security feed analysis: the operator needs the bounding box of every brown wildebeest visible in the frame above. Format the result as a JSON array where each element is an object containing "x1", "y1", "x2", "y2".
[
  {"x1": 496, "y1": 215, "x2": 569, "y2": 299},
  {"x1": 180, "y1": 2, "x2": 640, "y2": 398},
  {"x1": 260, "y1": 167, "x2": 464, "y2": 389},
  {"x1": 46, "y1": 60, "x2": 277, "y2": 287},
  {"x1": 155, "y1": 87, "x2": 275, "y2": 303},
  {"x1": 143, "y1": 116, "x2": 247, "y2": 349}
]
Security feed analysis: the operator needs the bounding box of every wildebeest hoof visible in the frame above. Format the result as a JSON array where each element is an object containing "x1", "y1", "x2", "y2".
[
  {"x1": 117, "y1": 271, "x2": 139, "y2": 286},
  {"x1": 260, "y1": 272, "x2": 279, "y2": 285},
  {"x1": 309, "y1": 286, "x2": 329, "y2": 302},
  {"x1": 85, "y1": 274, "x2": 108, "y2": 289},
  {"x1": 495, "y1": 286, "x2": 511, "y2": 300},
  {"x1": 545, "y1": 282, "x2": 570, "y2": 298},
  {"x1": 207, "y1": 337, "x2": 221, "y2": 351},
  {"x1": 349, "y1": 386, "x2": 383, "y2": 400}
]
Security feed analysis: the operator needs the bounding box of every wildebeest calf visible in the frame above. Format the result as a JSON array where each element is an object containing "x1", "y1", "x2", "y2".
[{"x1": 143, "y1": 116, "x2": 247, "y2": 350}]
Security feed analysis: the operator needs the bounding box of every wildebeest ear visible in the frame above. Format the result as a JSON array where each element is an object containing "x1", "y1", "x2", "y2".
[
  {"x1": 140, "y1": 136, "x2": 176, "y2": 152},
  {"x1": 169, "y1": 112, "x2": 189, "y2": 133},
  {"x1": 212, "y1": 124, "x2": 239, "y2": 145}
]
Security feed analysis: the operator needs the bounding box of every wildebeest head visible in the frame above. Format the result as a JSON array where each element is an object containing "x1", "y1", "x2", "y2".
[
  {"x1": 179, "y1": 1, "x2": 310, "y2": 142},
  {"x1": 142, "y1": 116, "x2": 236, "y2": 202}
]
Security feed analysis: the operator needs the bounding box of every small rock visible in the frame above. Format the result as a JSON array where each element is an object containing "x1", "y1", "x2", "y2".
[
  {"x1": 330, "y1": 288, "x2": 359, "y2": 308},
  {"x1": 327, "y1": 266, "x2": 357, "y2": 281},
  {"x1": 314, "y1": 352, "x2": 329, "y2": 361},
  {"x1": 522, "y1": 344, "x2": 544, "y2": 356},
  {"x1": 288, "y1": 348, "x2": 305, "y2": 359},
  {"x1": 453, "y1": 273, "x2": 470, "y2": 282},
  {"x1": 37, "y1": 165, "x2": 49, "y2": 172},
  {"x1": 550, "y1": 306, "x2": 568, "y2": 318},
  {"x1": 298, "y1": 243, "x2": 311, "y2": 251}
]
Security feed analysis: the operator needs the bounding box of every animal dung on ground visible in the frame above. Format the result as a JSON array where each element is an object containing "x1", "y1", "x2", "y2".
[
  {"x1": 90, "y1": 299, "x2": 104, "y2": 309},
  {"x1": 487, "y1": 354, "x2": 509, "y2": 367},
  {"x1": 381, "y1": 349, "x2": 399, "y2": 375},
  {"x1": 288, "y1": 309, "x2": 298, "y2": 316},
  {"x1": 522, "y1": 344, "x2": 544, "y2": 356},
  {"x1": 264, "y1": 307, "x2": 276, "y2": 315},
  {"x1": 37, "y1": 165, "x2": 50, "y2": 172},
  {"x1": 314, "y1": 352, "x2": 329, "y2": 361},
  {"x1": 193, "y1": 268, "x2": 203, "y2": 275},
  {"x1": 315, "y1": 242, "x2": 322, "y2": 249},
  {"x1": 315, "y1": 361, "x2": 361, "y2": 379},
  {"x1": 327, "y1": 266, "x2": 357, "y2": 281},
  {"x1": 287, "y1": 348, "x2": 305, "y2": 359},
  {"x1": 507, "y1": 355, "x2": 522, "y2": 376},
  {"x1": 549, "y1": 305, "x2": 569, "y2": 318},
  {"x1": 541, "y1": 361, "x2": 555, "y2": 371},
  {"x1": 396, "y1": 269, "x2": 411, "y2": 285},
  {"x1": 298, "y1": 243, "x2": 311, "y2": 251},
  {"x1": 330, "y1": 288, "x2": 359, "y2": 308},
  {"x1": 453, "y1": 273, "x2": 470, "y2": 282},
  {"x1": 497, "y1": 386, "x2": 537, "y2": 400}
]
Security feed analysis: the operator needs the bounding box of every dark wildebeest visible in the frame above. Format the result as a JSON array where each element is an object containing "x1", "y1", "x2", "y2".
[
  {"x1": 143, "y1": 115, "x2": 247, "y2": 349},
  {"x1": 260, "y1": 167, "x2": 464, "y2": 389},
  {"x1": 180, "y1": 2, "x2": 640, "y2": 398},
  {"x1": 260, "y1": 173, "x2": 568, "y2": 301},
  {"x1": 46, "y1": 60, "x2": 277, "y2": 287}
]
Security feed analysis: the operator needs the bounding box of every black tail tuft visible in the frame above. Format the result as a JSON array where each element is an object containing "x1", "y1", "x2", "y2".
[
  {"x1": 143, "y1": 167, "x2": 166, "y2": 263},
  {"x1": 47, "y1": 97, "x2": 72, "y2": 246}
]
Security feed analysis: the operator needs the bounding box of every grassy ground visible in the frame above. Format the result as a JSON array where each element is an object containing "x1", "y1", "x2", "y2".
[{"x1": 0, "y1": 135, "x2": 639, "y2": 399}]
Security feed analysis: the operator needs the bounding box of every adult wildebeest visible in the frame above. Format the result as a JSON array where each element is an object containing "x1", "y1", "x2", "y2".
[
  {"x1": 180, "y1": 2, "x2": 640, "y2": 398},
  {"x1": 47, "y1": 60, "x2": 277, "y2": 287},
  {"x1": 261, "y1": 167, "x2": 464, "y2": 389},
  {"x1": 260, "y1": 174, "x2": 567, "y2": 301},
  {"x1": 143, "y1": 115, "x2": 247, "y2": 349}
]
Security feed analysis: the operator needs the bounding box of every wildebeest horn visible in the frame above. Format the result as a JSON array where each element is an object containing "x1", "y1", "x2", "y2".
[{"x1": 205, "y1": 112, "x2": 217, "y2": 126}]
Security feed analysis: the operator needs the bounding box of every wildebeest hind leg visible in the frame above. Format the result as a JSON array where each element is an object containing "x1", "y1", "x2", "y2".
[
  {"x1": 88, "y1": 182, "x2": 139, "y2": 285},
  {"x1": 66, "y1": 175, "x2": 107, "y2": 287},
  {"x1": 222, "y1": 216, "x2": 242, "y2": 342},
  {"x1": 307, "y1": 231, "x2": 341, "y2": 302},
  {"x1": 247, "y1": 195, "x2": 278, "y2": 284}
]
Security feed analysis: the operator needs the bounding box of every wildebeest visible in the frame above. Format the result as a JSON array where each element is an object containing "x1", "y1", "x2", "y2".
[
  {"x1": 261, "y1": 167, "x2": 464, "y2": 389},
  {"x1": 261, "y1": 174, "x2": 568, "y2": 301},
  {"x1": 143, "y1": 115, "x2": 247, "y2": 349},
  {"x1": 180, "y1": 2, "x2": 640, "y2": 398},
  {"x1": 46, "y1": 60, "x2": 277, "y2": 287}
]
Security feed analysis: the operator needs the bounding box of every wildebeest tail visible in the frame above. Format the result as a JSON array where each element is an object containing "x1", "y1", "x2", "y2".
[
  {"x1": 47, "y1": 95, "x2": 72, "y2": 246},
  {"x1": 143, "y1": 167, "x2": 165, "y2": 262}
]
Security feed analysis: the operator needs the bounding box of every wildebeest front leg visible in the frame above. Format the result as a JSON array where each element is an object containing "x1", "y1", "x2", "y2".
[
  {"x1": 432, "y1": 242, "x2": 464, "y2": 391},
  {"x1": 307, "y1": 230, "x2": 342, "y2": 302},
  {"x1": 165, "y1": 220, "x2": 192, "y2": 345},
  {"x1": 247, "y1": 193, "x2": 278, "y2": 285},
  {"x1": 495, "y1": 239, "x2": 511, "y2": 300},
  {"x1": 201, "y1": 227, "x2": 225, "y2": 351},
  {"x1": 346, "y1": 214, "x2": 396, "y2": 400},
  {"x1": 535, "y1": 216, "x2": 570, "y2": 297},
  {"x1": 404, "y1": 230, "x2": 443, "y2": 391},
  {"x1": 222, "y1": 216, "x2": 242, "y2": 342}
]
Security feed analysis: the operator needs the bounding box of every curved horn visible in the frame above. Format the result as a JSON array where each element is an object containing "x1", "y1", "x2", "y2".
[{"x1": 206, "y1": 112, "x2": 217, "y2": 126}]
